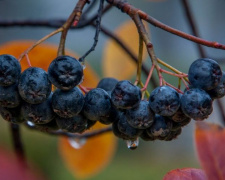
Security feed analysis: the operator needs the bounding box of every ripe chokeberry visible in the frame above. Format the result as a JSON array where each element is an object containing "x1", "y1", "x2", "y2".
[
  {"x1": 21, "y1": 93, "x2": 55, "y2": 124},
  {"x1": 83, "y1": 88, "x2": 111, "y2": 121},
  {"x1": 48, "y1": 55, "x2": 83, "y2": 90},
  {"x1": 52, "y1": 87, "x2": 84, "y2": 118},
  {"x1": 0, "y1": 83, "x2": 21, "y2": 108},
  {"x1": 207, "y1": 71, "x2": 225, "y2": 99},
  {"x1": 146, "y1": 114, "x2": 173, "y2": 138},
  {"x1": 117, "y1": 112, "x2": 143, "y2": 140},
  {"x1": 18, "y1": 67, "x2": 51, "y2": 104},
  {"x1": 56, "y1": 114, "x2": 88, "y2": 133},
  {"x1": 0, "y1": 106, "x2": 24, "y2": 124},
  {"x1": 126, "y1": 100, "x2": 155, "y2": 129},
  {"x1": 111, "y1": 80, "x2": 141, "y2": 109},
  {"x1": 180, "y1": 88, "x2": 213, "y2": 120},
  {"x1": 188, "y1": 58, "x2": 222, "y2": 90},
  {"x1": 149, "y1": 86, "x2": 180, "y2": 116},
  {"x1": 97, "y1": 77, "x2": 119, "y2": 92},
  {"x1": 0, "y1": 54, "x2": 21, "y2": 86}
]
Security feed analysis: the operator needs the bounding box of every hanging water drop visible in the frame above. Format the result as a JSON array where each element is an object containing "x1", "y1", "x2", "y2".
[
  {"x1": 126, "y1": 138, "x2": 139, "y2": 150},
  {"x1": 68, "y1": 137, "x2": 86, "y2": 149}
]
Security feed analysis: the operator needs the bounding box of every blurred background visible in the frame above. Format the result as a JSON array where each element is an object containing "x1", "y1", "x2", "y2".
[{"x1": 0, "y1": 0, "x2": 225, "y2": 179}]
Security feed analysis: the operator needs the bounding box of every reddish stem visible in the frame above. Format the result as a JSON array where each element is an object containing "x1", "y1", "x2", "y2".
[
  {"x1": 79, "y1": 85, "x2": 89, "y2": 93},
  {"x1": 165, "y1": 82, "x2": 183, "y2": 94},
  {"x1": 141, "y1": 64, "x2": 155, "y2": 91},
  {"x1": 25, "y1": 54, "x2": 32, "y2": 67}
]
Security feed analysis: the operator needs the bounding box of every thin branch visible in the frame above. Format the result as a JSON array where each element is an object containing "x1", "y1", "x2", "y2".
[
  {"x1": 106, "y1": 0, "x2": 225, "y2": 50},
  {"x1": 26, "y1": 123, "x2": 113, "y2": 139},
  {"x1": 79, "y1": 0, "x2": 104, "y2": 62},
  {"x1": 181, "y1": 0, "x2": 205, "y2": 57},
  {"x1": 10, "y1": 124, "x2": 26, "y2": 165}
]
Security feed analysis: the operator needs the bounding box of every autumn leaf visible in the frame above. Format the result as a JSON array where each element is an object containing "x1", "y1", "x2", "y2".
[
  {"x1": 163, "y1": 168, "x2": 207, "y2": 180},
  {"x1": 0, "y1": 147, "x2": 45, "y2": 180},
  {"x1": 0, "y1": 40, "x2": 99, "y2": 88},
  {"x1": 102, "y1": 20, "x2": 149, "y2": 80},
  {"x1": 59, "y1": 122, "x2": 117, "y2": 179},
  {"x1": 195, "y1": 122, "x2": 225, "y2": 180},
  {"x1": 0, "y1": 41, "x2": 117, "y2": 179}
]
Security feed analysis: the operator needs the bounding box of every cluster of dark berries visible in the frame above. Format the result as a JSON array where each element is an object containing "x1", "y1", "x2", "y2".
[
  {"x1": 0, "y1": 54, "x2": 95, "y2": 133},
  {"x1": 0, "y1": 54, "x2": 224, "y2": 147}
]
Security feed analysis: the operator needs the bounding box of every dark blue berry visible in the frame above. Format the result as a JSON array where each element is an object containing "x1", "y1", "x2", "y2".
[
  {"x1": 165, "y1": 127, "x2": 182, "y2": 141},
  {"x1": 112, "y1": 120, "x2": 129, "y2": 140},
  {"x1": 188, "y1": 58, "x2": 222, "y2": 90},
  {"x1": 169, "y1": 107, "x2": 191, "y2": 123},
  {"x1": 99, "y1": 106, "x2": 119, "y2": 125},
  {"x1": 56, "y1": 114, "x2": 88, "y2": 133},
  {"x1": 147, "y1": 114, "x2": 173, "y2": 138},
  {"x1": 21, "y1": 93, "x2": 55, "y2": 124},
  {"x1": 0, "y1": 106, "x2": 24, "y2": 124},
  {"x1": 117, "y1": 112, "x2": 143, "y2": 140},
  {"x1": 180, "y1": 88, "x2": 213, "y2": 120},
  {"x1": 97, "y1": 77, "x2": 119, "y2": 92},
  {"x1": 35, "y1": 119, "x2": 59, "y2": 132},
  {"x1": 149, "y1": 86, "x2": 180, "y2": 116},
  {"x1": 83, "y1": 88, "x2": 111, "y2": 121},
  {"x1": 0, "y1": 54, "x2": 21, "y2": 86},
  {"x1": 207, "y1": 71, "x2": 225, "y2": 99},
  {"x1": 140, "y1": 130, "x2": 156, "y2": 141},
  {"x1": 111, "y1": 80, "x2": 141, "y2": 109},
  {"x1": 18, "y1": 67, "x2": 51, "y2": 104},
  {"x1": 48, "y1": 55, "x2": 83, "y2": 90},
  {"x1": 126, "y1": 100, "x2": 154, "y2": 129},
  {"x1": 52, "y1": 87, "x2": 84, "y2": 118},
  {"x1": 0, "y1": 83, "x2": 21, "y2": 108}
]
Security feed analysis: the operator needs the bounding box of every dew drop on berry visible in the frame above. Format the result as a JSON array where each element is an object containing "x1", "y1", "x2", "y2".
[{"x1": 126, "y1": 138, "x2": 139, "y2": 150}]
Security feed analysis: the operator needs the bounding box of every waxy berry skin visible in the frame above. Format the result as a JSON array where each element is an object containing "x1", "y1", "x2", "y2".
[
  {"x1": 21, "y1": 93, "x2": 55, "y2": 125},
  {"x1": 180, "y1": 88, "x2": 213, "y2": 120},
  {"x1": 0, "y1": 54, "x2": 21, "y2": 86},
  {"x1": 18, "y1": 67, "x2": 52, "y2": 104},
  {"x1": 56, "y1": 114, "x2": 88, "y2": 133},
  {"x1": 147, "y1": 114, "x2": 173, "y2": 138},
  {"x1": 188, "y1": 58, "x2": 222, "y2": 90},
  {"x1": 117, "y1": 112, "x2": 143, "y2": 140},
  {"x1": 126, "y1": 100, "x2": 155, "y2": 129},
  {"x1": 0, "y1": 106, "x2": 24, "y2": 124},
  {"x1": 149, "y1": 86, "x2": 180, "y2": 116},
  {"x1": 83, "y1": 88, "x2": 111, "y2": 121},
  {"x1": 97, "y1": 77, "x2": 119, "y2": 92},
  {"x1": 52, "y1": 87, "x2": 84, "y2": 118},
  {"x1": 207, "y1": 71, "x2": 225, "y2": 99},
  {"x1": 48, "y1": 55, "x2": 83, "y2": 90},
  {"x1": 0, "y1": 83, "x2": 21, "y2": 108},
  {"x1": 111, "y1": 80, "x2": 142, "y2": 109}
]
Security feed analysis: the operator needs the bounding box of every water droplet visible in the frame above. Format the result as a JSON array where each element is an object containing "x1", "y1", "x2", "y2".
[
  {"x1": 68, "y1": 138, "x2": 86, "y2": 149},
  {"x1": 27, "y1": 121, "x2": 35, "y2": 127},
  {"x1": 126, "y1": 138, "x2": 139, "y2": 150}
]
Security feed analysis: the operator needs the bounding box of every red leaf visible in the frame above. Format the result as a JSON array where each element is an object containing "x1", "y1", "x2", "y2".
[
  {"x1": 163, "y1": 168, "x2": 207, "y2": 180},
  {"x1": 0, "y1": 147, "x2": 45, "y2": 180},
  {"x1": 195, "y1": 122, "x2": 225, "y2": 180}
]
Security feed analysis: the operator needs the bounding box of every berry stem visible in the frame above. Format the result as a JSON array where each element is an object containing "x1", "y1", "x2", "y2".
[
  {"x1": 58, "y1": 0, "x2": 90, "y2": 56},
  {"x1": 165, "y1": 82, "x2": 183, "y2": 94},
  {"x1": 136, "y1": 35, "x2": 144, "y2": 84},
  {"x1": 157, "y1": 58, "x2": 189, "y2": 82},
  {"x1": 79, "y1": 85, "x2": 89, "y2": 93},
  {"x1": 141, "y1": 64, "x2": 155, "y2": 91},
  {"x1": 18, "y1": 27, "x2": 63, "y2": 62},
  {"x1": 25, "y1": 54, "x2": 32, "y2": 67}
]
